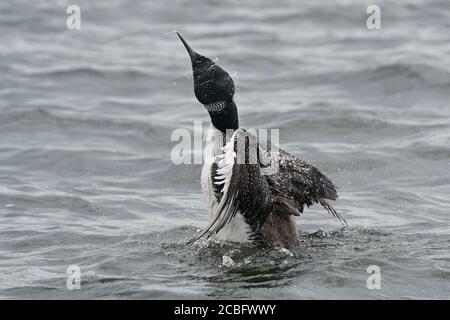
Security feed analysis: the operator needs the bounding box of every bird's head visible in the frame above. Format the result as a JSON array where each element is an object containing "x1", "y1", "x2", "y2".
[{"x1": 177, "y1": 32, "x2": 235, "y2": 107}]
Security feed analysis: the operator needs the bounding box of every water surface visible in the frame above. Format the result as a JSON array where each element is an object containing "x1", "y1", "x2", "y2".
[{"x1": 0, "y1": 0, "x2": 449, "y2": 299}]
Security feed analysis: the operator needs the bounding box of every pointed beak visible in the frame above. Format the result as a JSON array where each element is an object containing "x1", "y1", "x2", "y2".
[{"x1": 177, "y1": 32, "x2": 198, "y2": 62}]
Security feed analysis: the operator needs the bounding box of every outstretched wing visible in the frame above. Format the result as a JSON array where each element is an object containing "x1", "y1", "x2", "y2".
[
  {"x1": 187, "y1": 129, "x2": 273, "y2": 244},
  {"x1": 263, "y1": 144, "x2": 347, "y2": 226}
]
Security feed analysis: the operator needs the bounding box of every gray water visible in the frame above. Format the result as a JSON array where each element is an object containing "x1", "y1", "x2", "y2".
[{"x1": 0, "y1": 0, "x2": 449, "y2": 299}]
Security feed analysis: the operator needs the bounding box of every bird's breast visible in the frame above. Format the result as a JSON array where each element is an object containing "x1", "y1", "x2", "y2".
[{"x1": 200, "y1": 125, "x2": 251, "y2": 242}]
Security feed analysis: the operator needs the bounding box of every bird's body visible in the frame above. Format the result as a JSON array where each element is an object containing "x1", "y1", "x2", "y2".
[
  {"x1": 201, "y1": 125, "x2": 253, "y2": 243},
  {"x1": 177, "y1": 33, "x2": 346, "y2": 248}
]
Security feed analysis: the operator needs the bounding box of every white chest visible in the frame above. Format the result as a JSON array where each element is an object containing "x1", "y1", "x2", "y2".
[{"x1": 200, "y1": 125, "x2": 251, "y2": 243}]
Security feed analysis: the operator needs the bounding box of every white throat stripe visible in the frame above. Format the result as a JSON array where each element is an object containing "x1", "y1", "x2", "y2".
[{"x1": 204, "y1": 101, "x2": 226, "y2": 112}]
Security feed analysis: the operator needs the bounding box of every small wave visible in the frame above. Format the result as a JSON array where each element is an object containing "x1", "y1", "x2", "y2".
[
  {"x1": 19, "y1": 66, "x2": 151, "y2": 79},
  {"x1": 0, "y1": 108, "x2": 159, "y2": 133},
  {"x1": 347, "y1": 63, "x2": 450, "y2": 92},
  {"x1": 0, "y1": 192, "x2": 103, "y2": 217},
  {"x1": 298, "y1": 62, "x2": 450, "y2": 97}
]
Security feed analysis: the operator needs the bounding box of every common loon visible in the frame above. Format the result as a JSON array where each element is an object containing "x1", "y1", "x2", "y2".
[{"x1": 177, "y1": 33, "x2": 346, "y2": 248}]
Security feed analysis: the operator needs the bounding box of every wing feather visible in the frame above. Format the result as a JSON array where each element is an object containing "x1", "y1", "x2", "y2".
[
  {"x1": 263, "y1": 141, "x2": 346, "y2": 226},
  {"x1": 187, "y1": 129, "x2": 273, "y2": 244},
  {"x1": 187, "y1": 130, "x2": 242, "y2": 244}
]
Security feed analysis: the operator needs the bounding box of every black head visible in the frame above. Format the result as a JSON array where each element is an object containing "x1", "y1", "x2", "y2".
[{"x1": 177, "y1": 32, "x2": 235, "y2": 105}]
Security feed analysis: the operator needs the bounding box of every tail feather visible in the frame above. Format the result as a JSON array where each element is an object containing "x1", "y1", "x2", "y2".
[{"x1": 319, "y1": 198, "x2": 348, "y2": 227}]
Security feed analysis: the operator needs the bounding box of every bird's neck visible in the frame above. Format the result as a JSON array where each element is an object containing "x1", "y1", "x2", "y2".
[{"x1": 208, "y1": 100, "x2": 239, "y2": 134}]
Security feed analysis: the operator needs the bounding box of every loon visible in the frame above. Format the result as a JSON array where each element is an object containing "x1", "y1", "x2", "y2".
[{"x1": 177, "y1": 33, "x2": 346, "y2": 248}]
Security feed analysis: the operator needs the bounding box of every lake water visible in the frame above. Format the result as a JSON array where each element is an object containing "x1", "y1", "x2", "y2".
[{"x1": 0, "y1": 0, "x2": 449, "y2": 299}]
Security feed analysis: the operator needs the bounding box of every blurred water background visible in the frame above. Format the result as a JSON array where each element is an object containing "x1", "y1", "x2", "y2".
[{"x1": 0, "y1": 0, "x2": 449, "y2": 299}]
